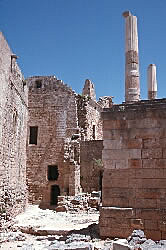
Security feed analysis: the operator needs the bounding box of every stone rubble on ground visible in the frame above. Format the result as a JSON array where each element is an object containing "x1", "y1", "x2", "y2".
[
  {"x1": 1, "y1": 199, "x2": 166, "y2": 250},
  {"x1": 56, "y1": 192, "x2": 101, "y2": 213}
]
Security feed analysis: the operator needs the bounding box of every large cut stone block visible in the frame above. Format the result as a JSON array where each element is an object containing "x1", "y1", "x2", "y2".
[
  {"x1": 128, "y1": 159, "x2": 142, "y2": 168},
  {"x1": 142, "y1": 148, "x2": 162, "y2": 159},
  {"x1": 103, "y1": 149, "x2": 141, "y2": 160},
  {"x1": 142, "y1": 159, "x2": 166, "y2": 169},
  {"x1": 129, "y1": 198, "x2": 157, "y2": 209},
  {"x1": 102, "y1": 197, "x2": 129, "y2": 207},
  {"x1": 100, "y1": 206, "x2": 135, "y2": 218},
  {"x1": 144, "y1": 219, "x2": 159, "y2": 230}
]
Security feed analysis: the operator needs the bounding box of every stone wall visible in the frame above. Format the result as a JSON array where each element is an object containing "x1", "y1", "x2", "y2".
[
  {"x1": 80, "y1": 140, "x2": 103, "y2": 193},
  {"x1": 26, "y1": 76, "x2": 80, "y2": 208},
  {"x1": 77, "y1": 95, "x2": 103, "y2": 141},
  {"x1": 100, "y1": 99, "x2": 166, "y2": 240},
  {"x1": 26, "y1": 77, "x2": 105, "y2": 207},
  {"x1": 0, "y1": 32, "x2": 28, "y2": 228}
]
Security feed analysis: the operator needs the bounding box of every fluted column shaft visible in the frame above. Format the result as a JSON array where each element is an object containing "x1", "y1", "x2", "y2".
[
  {"x1": 147, "y1": 64, "x2": 157, "y2": 100},
  {"x1": 123, "y1": 11, "x2": 140, "y2": 102}
]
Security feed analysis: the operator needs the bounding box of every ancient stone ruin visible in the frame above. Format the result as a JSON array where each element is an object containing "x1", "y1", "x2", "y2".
[
  {"x1": 0, "y1": 32, "x2": 28, "y2": 230},
  {"x1": 100, "y1": 11, "x2": 166, "y2": 241},
  {"x1": 0, "y1": 10, "x2": 166, "y2": 243}
]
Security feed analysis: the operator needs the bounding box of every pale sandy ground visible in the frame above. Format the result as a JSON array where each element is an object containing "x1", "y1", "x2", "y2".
[
  {"x1": 0, "y1": 205, "x2": 107, "y2": 250},
  {"x1": 14, "y1": 205, "x2": 99, "y2": 231}
]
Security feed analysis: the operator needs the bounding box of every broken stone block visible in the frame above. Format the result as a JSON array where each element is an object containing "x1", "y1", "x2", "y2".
[
  {"x1": 88, "y1": 197, "x2": 100, "y2": 209},
  {"x1": 55, "y1": 205, "x2": 67, "y2": 212},
  {"x1": 113, "y1": 239, "x2": 130, "y2": 250},
  {"x1": 91, "y1": 191, "x2": 101, "y2": 198},
  {"x1": 48, "y1": 241, "x2": 92, "y2": 250}
]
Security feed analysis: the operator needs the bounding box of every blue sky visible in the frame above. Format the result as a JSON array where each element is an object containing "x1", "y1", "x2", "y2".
[{"x1": 0, "y1": 0, "x2": 166, "y2": 103}]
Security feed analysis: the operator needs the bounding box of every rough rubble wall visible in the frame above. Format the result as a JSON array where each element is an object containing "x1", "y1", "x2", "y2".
[
  {"x1": 80, "y1": 140, "x2": 103, "y2": 193},
  {"x1": 0, "y1": 32, "x2": 28, "y2": 228},
  {"x1": 26, "y1": 76, "x2": 80, "y2": 207},
  {"x1": 77, "y1": 95, "x2": 103, "y2": 141},
  {"x1": 100, "y1": 99, "x2": 166, "y2": 241}
]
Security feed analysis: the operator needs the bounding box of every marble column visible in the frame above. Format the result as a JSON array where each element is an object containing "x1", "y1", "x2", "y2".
[
  {"x1": 123, "y1": 11, "x2": 140, "y2": 102},
  {"x1": 147, "y1": 64, "x2": 157, "y2": 100}
]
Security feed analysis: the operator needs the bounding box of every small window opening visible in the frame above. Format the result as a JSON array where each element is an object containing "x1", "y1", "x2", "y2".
[
  {"x1": 48, "y1": 165, "x2": 59, "y2": 181},
  {"x1": 93, "y1": 125, "x2": 96, "y2": 140},
  {"x1": 22, "y1": 80, "x2": 26, "y2": 91},
  {"x1": 36, "y1": 80, "x2": 42, "y2": 88},
  {"x1": 29, "y1": 126, "x2": 38, "y2": 145},
  {"x1": 13, "y1": 109, "x2": 18, "y2": 127}
]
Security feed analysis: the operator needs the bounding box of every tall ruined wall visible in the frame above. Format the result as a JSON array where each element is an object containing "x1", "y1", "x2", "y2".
[
  {"x1": 26, "y1": 76, "x2": 80, "y2": 207},
  {"x1": 80, "y1": 140, "x2": 103, "y2": 193},
  {"x1": 100, "y1": 99, "x2": 166, "y2": 240},
  {"x1": 0, "y1": 32, "x2": 28, "y2": 228},
  {"x1": 77, "y1": 95, "x2": 103, "y2": 140}
]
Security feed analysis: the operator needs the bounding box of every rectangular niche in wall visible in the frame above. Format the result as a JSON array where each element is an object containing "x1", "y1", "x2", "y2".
[
  {"x1": 93, "y1": 125, "x2": 96, "y2": 140},
  {"x1": 48, "y1": 165, "x2": 59, "y2": 181},
  {"x1": 29, "y1": 126, "x2": 38, "y2": 145},
  {"x1": 35, "y1": 80, "x2": 42, "y2": 88}
]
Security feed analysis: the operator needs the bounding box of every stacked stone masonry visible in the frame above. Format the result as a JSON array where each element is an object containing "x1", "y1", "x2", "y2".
[
  {"x1": 26, "y1": 77, "x2": 106, "y2": 208},
  {"x1": 0, "y1": 32, "x2": 28, "y2": 229},
  {"x1": 26, "y1": 76, "x2": 80, "y2": 208},
  {"x1": 80, "y1": 140, "x2": 103, "y2": 193},
  {"x1": 100, "y1": 99, "x2": 166, "y2": 240}
]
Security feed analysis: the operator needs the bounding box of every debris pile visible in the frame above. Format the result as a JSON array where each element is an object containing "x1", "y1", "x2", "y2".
[{"x1": 56, "y1": 192, "x2": 101, "y2": 213}]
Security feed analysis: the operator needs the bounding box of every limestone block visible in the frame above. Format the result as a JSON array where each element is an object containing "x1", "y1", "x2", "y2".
[
  {"x1": 128, "y1": 159, "x2": 142, "y2": 168},
  {"x1": 102, "y1": 177, "x2": 129, "y2": 188},
  {"x1": 130, "y1": 218, "x2": 144, "y2": 230},
  {"x1": 134, "y1": 128, "x2": 162, "y2": 139},
  {"x1": 143, "y1": 138, "x2": 160, "y2": 149},
  {"x1": 113, "y1": 240, "x2": 130, "y2": 250},
  {"x1": 142, "y1": 179, "x2": 166, "y2": 189},
  {"x1": 144, "y1": 219, "x2": 158, "y2": 230},
  {"x1": 100, "y1": 207, "x2": 135, "y2": 219},
  {"x1": 55, "y1": 205, "x2": 67, "y2": 212},
  {"x1": 103, "y1": 120, "x2": 127, "y2": 130},
  {"x1": 141, "y1": 148, "x2": 162, "y2": 159},
  {"x1": 128, "y1": 178, "x2": 142, "y2": 188},
  {"x1": 103, "y1": 149, "x2": 141, "y2": 160},
  {"x1": 103, "y1": 159, "x2": 128, "y2": 169},
  {"x1": 144, "y1": 230, "x2": 161, "y2": 241},
  {"x1": 135, "y1": 188, "x2": 161, "y2": 199},
  {"x1": 142, "y1": 159, "x2": 166, "y2": 169},
  {"x1": 102, "y1": 197, "x2": 129, "y2": 207},
  {"x1": 103, "y1": 169, "x2": 132, "y2": 179},
  {"x1": 136, "y1": 208, "x2": 160, "y2": 220},
  {"x1": 100, "y1": 226, "x2": 132, "y2": 239},
  {"x1": 129, "y1": 198, "x2": 157, "y2": 209}
]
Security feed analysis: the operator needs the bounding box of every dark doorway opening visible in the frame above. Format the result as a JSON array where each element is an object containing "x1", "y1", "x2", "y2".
[
  {"x1": 29, "y1": 126, "x2": 38, "y2": 145},
  {"x1": 48, "y1": 165, "x2": 59, "y2": 181},
  {"x1": 50, "y1": 185, "x2": 60, "y2": 205}
]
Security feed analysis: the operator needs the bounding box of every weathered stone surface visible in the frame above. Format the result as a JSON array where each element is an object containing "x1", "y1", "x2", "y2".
[
  {"x1": 123, "y1": 12, "x2": 140, "y2": 103},
  {"x1": 26, "y1": 76, "x2": 104, "y2": 208},
  {"x1": 80, "y1": 140, "x2": 103, "y2": 193},
  {"x1": 147, "y1": 64, "x2": 157, "y2": 100},
  {"x1": 0, "y1": 32, "x2": 28, "y2": 229},
  {"x1": 100, "y1": 99, "x2": 166, "y2": 240},
  {"x1": 113, "y1": 240, "x2": 130, "y2": 250}
]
